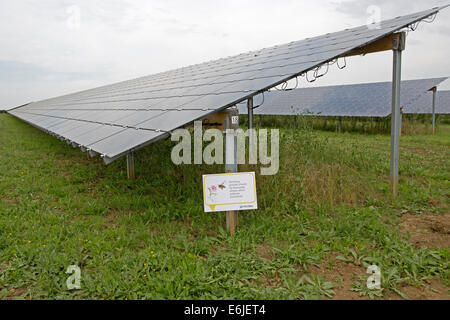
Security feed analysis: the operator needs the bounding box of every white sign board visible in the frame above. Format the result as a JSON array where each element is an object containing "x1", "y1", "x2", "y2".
[{"x1": 202, "y1": 172, "x2": 258, "y2": 213}]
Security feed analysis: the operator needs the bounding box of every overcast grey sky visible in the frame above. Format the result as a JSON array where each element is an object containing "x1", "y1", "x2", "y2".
[{"x1": 1, "y1": 0, "x2": 449, "y2": 110}]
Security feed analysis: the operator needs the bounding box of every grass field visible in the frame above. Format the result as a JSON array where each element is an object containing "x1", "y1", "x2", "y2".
[{"x1": 0, "y1": 113, "x2": 448, "y2": 300}]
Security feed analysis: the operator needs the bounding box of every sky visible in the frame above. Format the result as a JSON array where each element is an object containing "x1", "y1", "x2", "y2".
[{"x1": 1, "y1": 0, "x2": 449, "y2": 110}]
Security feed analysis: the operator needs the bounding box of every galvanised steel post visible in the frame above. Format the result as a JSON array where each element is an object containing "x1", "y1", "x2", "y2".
[
  {"x1": 390, "y1": 32, "x2": 406, "y2": 198},
  {"x1": 247, "y1": 97, "x2": 254, "y2": 153},
  {"x1": 400, "y1": 108, "x2": 403, "y2": 137},
  {"x1": 432, "y1": 87, "x2": 437, "y2": 134}
]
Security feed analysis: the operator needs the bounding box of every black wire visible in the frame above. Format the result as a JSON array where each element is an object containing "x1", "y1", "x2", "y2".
[
  {"x1": 407, "y1": 13, "x2": 438, "y2": 34},
  {"x1": 337, "y1": 57, "x2": 346, "y2": 70},
  {"x1": 423, "y1": 13, "x2": 438, "y2": 23},
  {"x1": 306, "y1": 70, "x2": 317, "y2": 83},
  {"x1": 274, "y1": 76, "x2": 300, "y2": 91},
  {"x1": 293, "y1": 76, "x2": 299, "y2": 89},
  {"x1": 253, "y1": 91, "x2": 265, "y2": 109},
  {"x1": 314, "y1": 63, "x2": 329, "y2": 79}
]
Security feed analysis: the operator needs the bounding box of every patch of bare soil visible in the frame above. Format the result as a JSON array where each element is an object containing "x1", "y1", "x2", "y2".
[
  {"x1": 257, "y1": 272, "x2": 282, "y2": 288},
  {"x1": 1, "y1": 197, "x2": 17, "y2": 204},
  {"x1": 311, "y1": 258, "x2": 368, "y2": 300},
  {"x1": 313, "y1": 256, "x2": 449, "y2": 300},
  {"x1": 387, "y1": 279, "x2": 449, "y2": 300},
  {"x1": 101, "y1": 212, "x2": 120, "y2": 229},
  {"x1": 4, "y1": 287, "x2": 27, "y2": 300},
  {"x1": 403, "y1": 146, "x2": 430, "y2": 156},
  {"x1": 257, "y1": 244, "x2": 274, "y2": 262},
  {"x1": 400, "y1": 211, "x2": 450, "y2": 248}
]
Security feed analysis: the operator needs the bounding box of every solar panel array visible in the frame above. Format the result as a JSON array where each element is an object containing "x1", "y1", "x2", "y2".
[
  {"x1": 238, "y1": 78, "x2": 448, "y2": 117},
  {"x1": 404, "y1": 90, "x2": 450, "y2": 114},
  {"x1": 8, "y1": 6, "x2": 447, "y2": 164}
]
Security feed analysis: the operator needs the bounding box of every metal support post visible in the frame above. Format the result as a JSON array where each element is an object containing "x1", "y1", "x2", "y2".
[
  {"x1": 247, "y1": 97, "x2": 254, "y2": 153},
  {"x1": 390, "y1": 32, "x2": 405, "y2": 198},
  {"x1": 432, "y1": 87, "x2": 437, "y2": 134},
  {"x1": 399, "y1": 108, "x2": 403, "y2": 137}
]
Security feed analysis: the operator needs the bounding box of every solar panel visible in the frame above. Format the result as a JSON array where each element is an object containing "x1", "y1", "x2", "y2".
[
  {"x1": 404, "y1": 90, "x2": 450, "y2": 114},
  {"x1": 238, "y1": 78, "x2": 448, "y2": 117},
  {"x1": 8, "y1": 6, "x2": 448, "y2": 164}
]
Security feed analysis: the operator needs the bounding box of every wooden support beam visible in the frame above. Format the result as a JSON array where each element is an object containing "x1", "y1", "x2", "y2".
[
  {"x1": 344, "y1": 33, "x2": 403, "y2": 58},
  {"x1": 187, "y1": 112, "x2": 229, "y2": 131},
  {"x1": 224, "y1": 110, "x2": 239, "y2": 236},
  {"x1": 127, "y1": 152, "x2": 135, "y2": 180}
]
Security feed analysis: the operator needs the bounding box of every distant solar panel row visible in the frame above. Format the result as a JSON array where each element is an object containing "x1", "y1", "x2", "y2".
[
  {"x1": 237, "y1": 78, "x2": 448, "y2": 117},
  {"x1": 8, "y1": 6, "x2": 447, "y2": 164},
  {"x1": 404, "y1": 90, "x2": 450, "y2": 114}
]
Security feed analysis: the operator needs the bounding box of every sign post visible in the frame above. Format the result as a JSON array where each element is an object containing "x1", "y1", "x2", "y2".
[
  {"x1": 201, "y1": 109, "x2": 258, "y2": 236},
  {"x1": 225, "y1": 110, "x2": 239, "y2": 235},
  {"x1": 203, "y1": 172, "x2": 258, "y2": 235},
  {"x1": 203, "y1": 172, "x2": 258, "y2": 213}
]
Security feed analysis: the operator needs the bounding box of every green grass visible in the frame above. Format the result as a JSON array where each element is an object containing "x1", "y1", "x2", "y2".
[
  {"x1": 0, "y1": 114, "x2": 448, "y2": 300},
  {"x1": 257, "y1": 114, "x2": 450, "y2": 135}
]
